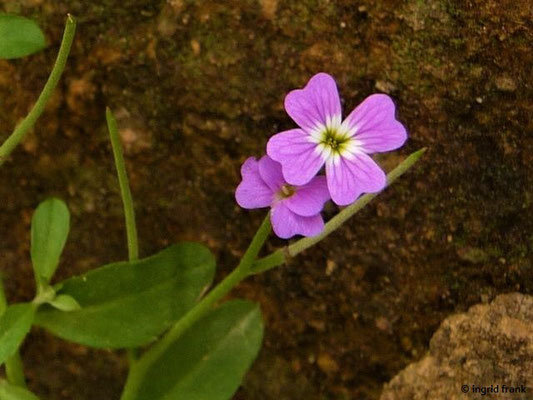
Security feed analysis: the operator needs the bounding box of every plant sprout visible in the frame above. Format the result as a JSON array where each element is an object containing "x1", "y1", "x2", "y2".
[{"x1": 0, "y1": 15, "x2": 425, "y2": 400}]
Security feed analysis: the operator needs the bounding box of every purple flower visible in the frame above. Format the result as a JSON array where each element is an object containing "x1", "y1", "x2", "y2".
[
  {"x1": 235, "y1": 155, "x2": 330, "y2": 239},
  {"x1": 267, "y1": 73, "x2": 407, "y2": 206}
]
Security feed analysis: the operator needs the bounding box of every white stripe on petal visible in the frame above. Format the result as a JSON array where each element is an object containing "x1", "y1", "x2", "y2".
[
  {"x1": 320, "y1": 145, "x2": 333, "y2": 162},
  {"x1": 339, "y1": 138, "x2": 364, "y2": 159},
  {"x1": 314, "y1": 142, "x2": 325, "y2": 155},
  {"x1": 308, "y1": 123, "x2": 326, "y2": 142},
  {"x1": 340, "y1": 118, "x2": 359, "y2": 138},
  {"x1": 326, "y1": 114, "x2": 342, "y2": 130},
  {"x1": 308, "y1": 134, "x2": 321, "y2": 144},
  {"x1": 325, "y1": 152, "x2": 341, "y2": 166}
]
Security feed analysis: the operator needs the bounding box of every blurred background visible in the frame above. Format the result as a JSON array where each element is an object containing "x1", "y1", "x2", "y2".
[{"x1": 0, "y1": 0, "x2": 531, "y2": 399}]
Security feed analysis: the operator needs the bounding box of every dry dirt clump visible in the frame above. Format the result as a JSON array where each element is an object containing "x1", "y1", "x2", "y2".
[{"x1": 381, "y1": 292, "x2": 533, "y2": 400}]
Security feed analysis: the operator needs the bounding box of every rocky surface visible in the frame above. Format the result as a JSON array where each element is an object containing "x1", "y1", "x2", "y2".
[
  {"x1": 0, "y1": 0, "x2": 531, "y2": 399},
  {"x1": 381, "y1": 292, "x2": 533, "y2": 400}
]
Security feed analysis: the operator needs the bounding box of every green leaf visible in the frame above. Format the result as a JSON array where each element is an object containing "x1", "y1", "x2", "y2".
[
  {"x1": 31, "y1": 198, "x2": 70, "y2": 284},
  {"x1": 134, "y1": 300, "x2": 264, "y2": 400},
  {"x1": 0, "y1": 380, "x2": 40, "y2": 400},
  {"x1": 47, "y1": 294, "x2": 80, "y2": 312},
  {"x1": 35, "y1": 243, "x2": 216, "y2": 348},
  {"x1": 0, "y1": 15, "x2": 46, "y2": 59},
  {"x1": 0, "y1": 304, "x2": 35, "y2": 365}
]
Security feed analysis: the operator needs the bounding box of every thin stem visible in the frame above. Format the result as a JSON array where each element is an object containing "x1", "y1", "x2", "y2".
[
  {"x1": 0, "y1": 15, "x2": 76, "y2": 388},
  {"x1": 5, "y1": 354, "x2": 26, "y2": 387},
  {"x1": 0, "y1": 15, "x2": 76, "y2": 167},
  {"x1": 250, "y1": 249, "x2": 285, "y2": 274},
  {"x1": 252, "y1": 148, "x2": 427, "y2": 273},
  {"x1": 0, "y1": 275, "x2": 6, "y2": 316},
  {"x1": 106, "y1": 108, "x2": 139, "y2": 261},
  {"x1": 0, "y1": 276, "x2": 26, "y2": 388},
  {"x1": 106, "y1": 108, "x2": 140, "y2": 366},
  {"x1": 119, "y1": 147, "x2": 425, "y2": 398},
  {"x1": 120, "y1": 215, "x2": 272, "y2": 400}
]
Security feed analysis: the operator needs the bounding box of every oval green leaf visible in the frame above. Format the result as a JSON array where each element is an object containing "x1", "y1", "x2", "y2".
[
  {"x1": 0, "y1": 380, "x2": 40, "y2": 400},
  {"x1": 134, "y1": 300, "x2": 264, "y2": 400},
  {"x1": 35, "y1": 243, "x2": 216, "y2": 348},
  {"x1": 47, "y1": 294, "x2": 80, "y2": 312},
  {"x1": 31, "y1": 198, "x2": 70, "y2": 284},
  {"x1": 0, "y1": 304, "x2": 35, "y2": 365},
  {"x1": 0, "y1": 15, "x2": 46, "y2": 59}
]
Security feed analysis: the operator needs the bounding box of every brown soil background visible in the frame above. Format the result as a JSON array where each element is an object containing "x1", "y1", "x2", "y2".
[{"x1": 0, "y1": 0, "x2": 531, "y2": 399}]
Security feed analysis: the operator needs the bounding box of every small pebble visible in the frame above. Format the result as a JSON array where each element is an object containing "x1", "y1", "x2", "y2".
[
  {"x1": 317, "y1": 352, "x2": 340, "y2": 374},
  {"x1": 325, "y1": 259, "x2": 337, "y2": 276}
]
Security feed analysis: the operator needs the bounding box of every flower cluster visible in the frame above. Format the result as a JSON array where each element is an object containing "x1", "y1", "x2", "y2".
[{"x1": 236, "y1": 73, "x2": 407, "y2": 239}]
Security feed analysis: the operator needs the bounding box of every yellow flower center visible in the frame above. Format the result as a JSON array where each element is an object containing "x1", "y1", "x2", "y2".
[
  {"x1": 279, "y1": 184, "x2": 295, "y2": 198},
  {"x1": 321, "y1": 128, "x2": 349, "y2": 153}
]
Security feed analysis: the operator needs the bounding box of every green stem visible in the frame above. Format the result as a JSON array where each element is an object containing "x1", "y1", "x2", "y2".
[
  {"x1": 0, "y1": 275, "x2": 6, "y2": 316},
  {"x1": 0, "y1": 14, "x2": 76, "y2": 389},
  {"x1": 252, "y1": 148, "x2": 427, "y2": 274},
  {"x1": 0, "y1": 276, "x2": 26, "y2": 388},
  {"x1": 107, "y1": 108, "x2": 140, "y2": 364},
  {"x1": 106, "y1": 108, "x2": 139, "y2": 261},
  {"x1": 0, "y1": 15, "x2": 76, "y2": 167},
  {"x1": 5, "y1": 354, "x2": 26, "y2": 387},
  {"x1": 119, "y1": 147, "x2": 425, "y2": 398},
  {"x1": 250, "y1": 249, "x2": 285, "y2": 274},
  {"x1": 120, "y1": 215, "x2": 272, "y2": 400}
]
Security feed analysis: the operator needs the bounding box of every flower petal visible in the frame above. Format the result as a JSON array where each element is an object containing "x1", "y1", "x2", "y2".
[
  {"x1": 326, "y1": 153, "x2": 386, "y2": 206},
  {"x1": 258, "y1": 155, "x2": 285, "y2": 192},
  {"x1": 284, "y1": 72, "x2": 342, "y2": 132},
  {"x1": 284, "y1": 176, "x2": 330, "y2": 217},
  {"x1": 267, "y1": 128, "x2": 324, "y2": 186},
  {"x1": 235, "y1": 157, "x2": 273, "y2": 209},
  {"x1": 341, "y1": 94, "x2": 407, "y2": 153},
  {"x1": 271, "y1": 202, "x2": 324, "y2": 239}
]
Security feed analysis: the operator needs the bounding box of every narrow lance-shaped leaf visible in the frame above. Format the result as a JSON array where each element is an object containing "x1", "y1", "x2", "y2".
[
  {"x1": 133, "y1": 300, "x2": 264, "y2": 400},
  {"x1": 0, "y1": 380, "x2": 40, "y2": 400},
  {"x1": 35, "y1": 243, "x2": 216, "y2": 348},
  {"x1": 31, "y1": 198, "x2": 70, "y2": 284},
  {"x1": 0, "y1": 304, "x2": 35, "y2": 365},
  {"x1": 0, "y1": 15, "x2": 46, "y2": 59}
]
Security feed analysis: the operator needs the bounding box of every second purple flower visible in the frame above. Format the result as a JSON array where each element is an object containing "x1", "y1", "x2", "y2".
[{"x1": 235, "y1": 155, "x2": 330, "y2": 239}]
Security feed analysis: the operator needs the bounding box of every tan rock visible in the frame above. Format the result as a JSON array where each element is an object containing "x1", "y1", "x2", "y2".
[{"x1": 381, "y1": 293, "x2": 533, "y2": 400}]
